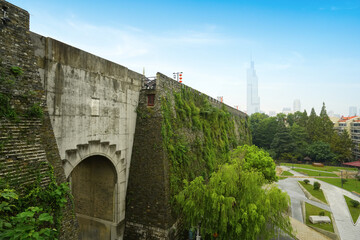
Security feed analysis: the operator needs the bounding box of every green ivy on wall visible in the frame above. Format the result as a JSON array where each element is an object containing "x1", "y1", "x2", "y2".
[
  {"x1": 0, "y1": 163, "x2": 71, "y2": 240},
  {"x1": 161, "y1": 87, "x2": 251, "y2": 198},
  {"x1": 0, "y1": 64, "x2": 43, "y2": 120}
]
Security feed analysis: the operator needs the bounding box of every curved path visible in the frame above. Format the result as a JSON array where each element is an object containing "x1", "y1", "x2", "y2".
[{"x1": 278, "y1": 166, "x2": 360, "y2": 240}]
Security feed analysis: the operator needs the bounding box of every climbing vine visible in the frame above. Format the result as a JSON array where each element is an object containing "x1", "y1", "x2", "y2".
[
  {"x1": 0, "y1": 163, "x2": 71, "y2": 240},
  {"x1": 161, "y1": 87, "x2": 251, "y2": 197},
  {"x1": 0, "y1": 63, "x2": 43, "y2": 120}
]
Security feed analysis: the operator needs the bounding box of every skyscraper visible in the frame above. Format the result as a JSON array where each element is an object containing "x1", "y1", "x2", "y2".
[
  {"x1": 247, "y1": 61, "x2": 260, "y2": 115},
  {"x1": 293, "y1": 99, "x2": 301, "y2": 112},
  {"x1": 349, "y1": 106, "x2": 357, "y2": 116}
]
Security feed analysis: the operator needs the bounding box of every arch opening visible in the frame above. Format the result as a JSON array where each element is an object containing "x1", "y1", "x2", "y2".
[{"x1": 71, "y1": 155, "x2": 117, "y2": 240}]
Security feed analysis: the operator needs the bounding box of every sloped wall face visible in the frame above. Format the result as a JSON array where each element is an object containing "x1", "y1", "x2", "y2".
[
  {"x1": 30, "y1": 33, "x2": 143, "y2": 239},
  {"x1": 0, "y1": 0, "x2": 78, "y2": 239},
  {"x1": 125, "y1": 73, "x2": 251, "y2": 239}
]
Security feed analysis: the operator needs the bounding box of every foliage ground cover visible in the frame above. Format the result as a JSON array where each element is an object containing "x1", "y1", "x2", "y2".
[
  {"x1": 0, "y1": 163, "x2": 71, "y2": 240},
  {"x1": 344, "y1": 195, "x2": 360, "y2": 224},
  {"x1": 293, "y1": 168, "x2": 338, "y2": 177},
  {"x1": 299, "y1": 181, "x2": 327, "y2": 204},
  {"x1": 281, "y1": 171, "x2": 294, "y2": 176},
  {"x1": 305, "y1": 202, "x2": 334, "y2": 233},
  {"x1": 317, "y1": 178, "x2": 360, "y2": 193},
  {"x1": 282, "y1": 163, "x2": 356, "y2": 172}
]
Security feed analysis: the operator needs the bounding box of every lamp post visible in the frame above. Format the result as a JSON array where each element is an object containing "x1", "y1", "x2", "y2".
[{"x1": 173, "y1": 72, "x2": 183, "y2": 83}]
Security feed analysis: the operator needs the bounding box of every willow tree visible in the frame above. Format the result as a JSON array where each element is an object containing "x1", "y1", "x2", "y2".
[{"x1": 176, "y1": 145, "x2": 292, "y2": 239}]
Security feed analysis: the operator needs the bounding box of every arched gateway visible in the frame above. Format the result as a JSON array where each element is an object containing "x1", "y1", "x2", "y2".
[
  {"x1": 63, "y1": 140, "x2": 128, "y2": 240},
  {"x1": 71, "y1": 155, "x2": 117, "y2": 239}
]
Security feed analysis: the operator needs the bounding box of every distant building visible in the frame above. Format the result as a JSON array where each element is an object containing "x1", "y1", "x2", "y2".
[
  {"x1": 246, "y1": 61, "x2": 260, "y2": 115},
  {"x1": 329, "y1": 116, "x2": 340, "y2": 124},
  {"x1": 349, "y1": 106, "x2": 357, "y2": 116},
  {"x1": 293, "y1": 99, "x2": 301, "y2": 112},
  {"x1": 334, "y1": 116, "x2": 360, "y2": 160},
  {"x1": 282, "y1": 107, "x2": 291, "y2": 115},
  {"x1": 268, "y1": 111, "x2": 276, "y2": 117}
]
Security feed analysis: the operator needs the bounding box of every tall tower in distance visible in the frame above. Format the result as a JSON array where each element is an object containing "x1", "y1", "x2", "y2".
[
  {"x1": 349, "y1": 106, "x2": 357, "y2": 116},
  {"x1": 246, "y1": 61, "x2": 260, "y2": 115},
  {"x1": 293, "y1": 99, "x2": 301, "y2": 112}
]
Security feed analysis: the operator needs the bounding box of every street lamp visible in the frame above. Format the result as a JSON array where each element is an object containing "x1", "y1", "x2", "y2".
[{"x1": 173, "y1": 72, "x2": 183, "y2": 83}]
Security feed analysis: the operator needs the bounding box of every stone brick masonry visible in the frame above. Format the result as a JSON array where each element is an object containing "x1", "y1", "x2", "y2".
[{"x1": 0, "y1": 1, "x2": 78, "y2": 239}]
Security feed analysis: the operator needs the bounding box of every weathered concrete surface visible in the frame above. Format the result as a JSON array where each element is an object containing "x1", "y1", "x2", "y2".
[{"x1": 30, "y1": 33, "x2": 143, "y2": 239}]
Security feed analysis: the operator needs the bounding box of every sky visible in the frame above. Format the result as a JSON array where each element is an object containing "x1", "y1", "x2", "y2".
[{"x1": 8, "y1": 0, "x2": 360, "y2": 116}]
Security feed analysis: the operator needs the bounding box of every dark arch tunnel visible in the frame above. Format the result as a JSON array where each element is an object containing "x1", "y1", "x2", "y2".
[{"x1": 71, "y1": 155, "x2": 117, "y2": 240}]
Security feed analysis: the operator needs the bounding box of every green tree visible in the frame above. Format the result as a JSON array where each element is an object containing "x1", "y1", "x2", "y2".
[
  {"x1": 176, "y1": 146, "x2": 292, "y2": 240},
  {"x1": 306, "y1": 141, "x2": 336, "y2": 163},
  {"x1": 307, "y1": 108, "x2": 320, "y2": 141},
  {"x1": 271, "y1": 122, "x2": 295, "y2": 159},
  {"x1": 290, "y1": 123, "x2": 309, "y2": 160},
  {"x1": 249, "y1": 113, "x2": 268, "y2": 133},
  {"x1": 318, "y1": 103, "x2": 335, "y2": 143},
  {"x1": 287, "y1": 113, "x2": 295, "y2": 126},
  {"x1": 331, "y1": 131, "x2": 354, "y2": 163},
  {"x1": 231, "y1": 145, "x2": 277, "y2": 182},
  {"x1": 252, "y1": 117, "x2": 277, "y2": 149},
  {"x1": 298, "y1": 110, "x2": 309, "y2": 128}
]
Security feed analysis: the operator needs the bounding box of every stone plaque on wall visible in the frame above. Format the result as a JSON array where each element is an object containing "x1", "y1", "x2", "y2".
[{"x1": 91, "y1": 98, "x2": 100, "y2": 116}]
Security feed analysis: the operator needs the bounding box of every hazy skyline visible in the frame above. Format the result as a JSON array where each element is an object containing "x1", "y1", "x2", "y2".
[{"x1": 9, "y1": 0, "x2": 360, "y2": 116}]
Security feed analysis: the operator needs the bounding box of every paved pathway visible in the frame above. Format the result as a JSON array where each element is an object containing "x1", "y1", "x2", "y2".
[
  {"x1": 290, "y1": 217, "x2": 331, "y2": 240},
  {"x1": 316, "y1": 178, "x2": 360, "y2": 240},
  {"x1": 278, "y1": 166, "x2": 360, "y2": 240}
]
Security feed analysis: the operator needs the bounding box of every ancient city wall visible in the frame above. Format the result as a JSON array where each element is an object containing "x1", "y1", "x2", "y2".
[
  {"x1": 125, "y1": 73, "x2": 251, "y2": 239},
  {"x1": 1, "y1": 1, "x2": 250, "y2": 239},
  {"x1": 30, "y1": 33, "x2": 144, "y2": 239},
  {"x1": 0, "y1": 0, "x2": 78, "y2": 239}
]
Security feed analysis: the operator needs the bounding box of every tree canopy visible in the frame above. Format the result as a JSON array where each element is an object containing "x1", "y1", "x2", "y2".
[
  {"x1": 176, "y1": 145, "x2": 292, "y2": 240},
  {"x1": 249, "y1": 103, "x2": 355, "y2": 164}
]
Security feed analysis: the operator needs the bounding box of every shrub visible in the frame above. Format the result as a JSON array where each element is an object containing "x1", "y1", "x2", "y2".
[
  {"x1": 319, "y1": 211, "x2": 325, "y2": 216},
  {"x1": 350, "y1": 199, "x2": 360, "y2": 208},
  {"x1": 303, "y1": 179, "x2": 310, "y2": 185},
  {"x1": 313, "y1": 181, "x2": 321, "y2": 190},
  {"x1": 341, "y1": 178, "x2": 348, "y2": 184}
]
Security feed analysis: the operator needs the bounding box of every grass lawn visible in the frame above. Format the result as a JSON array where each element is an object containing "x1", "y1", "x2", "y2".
[
  {"x1": 281, "y1": 171, "x2": 294, "y2": 176},
  {"x1": 293, "y1": 168, "x2": 338, "y2": 177},
  {"x1": 299, "y1": 181, "x2": 327, "y2": 204},
  {"x1": 305, "y1": 202, "x2": 334, "y2": 233},
  {"x1": 278, "y1": 176, "x2": 287, "y2": 180},
  {"x1": 344, "y1": 195, "x2": 360, "y2": 224},
  {"x1": 282, "y1": 163, "x2": 356, "y2": 172},
  {"x1": 317, "y1": 178, "x2": 360, "y2": 193}
]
